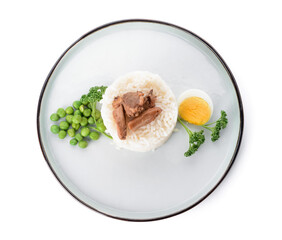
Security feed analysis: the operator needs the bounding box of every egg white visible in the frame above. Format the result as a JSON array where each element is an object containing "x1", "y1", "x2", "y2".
[{"x1": 177, "y1": 89, "x2": 213, "y2": 117}]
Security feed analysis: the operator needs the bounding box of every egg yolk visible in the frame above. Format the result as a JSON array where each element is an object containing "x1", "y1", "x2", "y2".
[{"x1": 179, "y1": 97, "x2": 211, "y2": 125}]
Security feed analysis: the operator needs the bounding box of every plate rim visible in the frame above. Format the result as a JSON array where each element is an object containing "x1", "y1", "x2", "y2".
[{"x1": 36, "y1": 18, "x2": 244, "y2": 222}]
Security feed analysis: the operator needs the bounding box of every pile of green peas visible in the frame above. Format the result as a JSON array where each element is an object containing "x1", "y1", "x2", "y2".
[{"x1": 50, "y1": 99, "x2": 106, "y2": 149}]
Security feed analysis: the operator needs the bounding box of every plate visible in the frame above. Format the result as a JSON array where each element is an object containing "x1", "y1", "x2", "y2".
[{"x1": 37, "y1": 19, "x2": 244, "y2": 221}]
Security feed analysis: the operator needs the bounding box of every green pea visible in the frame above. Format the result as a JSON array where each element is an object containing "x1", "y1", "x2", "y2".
[
  {"x1": 72, "y1": 123, "x2": 80, "y2": 130},
  {"x1": 70, "y1": 138, "x2": 78, "y2": 146},
  {"x1": 81, "y1": 127, "x2": 90, "y2": 137},
  {"x1": 74, "y1": 110, "x2": 82, "y2": 116},
  {"x1": 57, "y1": 108, "x2": 66, "y2": 118},
  {"x1": 75, "y1": 133, "x2": 83, "y2": 142},
  {"x1": 73, "y1": 100, "x2": 81, "y2": 109},
  {"x1": 66, "y1": 115, "x2": 73, "y2": 124},
  {"x1": 67, "y1": 128, "x2": 75, "y2": 137},
  {"x1": 79, "y1": 105, "x2": 85, "y2": 113},
  {"x1": 58, "y1": 130, "x2": 67, "y2": 139},
  {"x1": 88, "y1": 117, "x2": 95, "y2": 125},
  {"x1": 59, "y1": 121, "x2": 69, "y2": 130},
  {"x1": 65, "y1": 106, "x2": 74, "y2": 115},
  {"x1": 80, "y1": 117, "x2": 88, "y2": 127},
  {"x1": 83, "y1": 108, "x2": 91, "y2": 117},
  {"x1": 72, "y1": 115, "x2": 82, "y2": 124},
  {"x1": 96, "y1": 118, "x2": 103, "y2": 124},
  {"x1": 96, "y1": 120, "x2": 106, "y2": 132},
  {"x1": 89, "y1": 131, "x2": 100, "y2": 140},
  {"x1": 78, "y1": 140, "x2": 88, "y2": 149},
  {"x1": 50, "y1": 113, "x2": 60, "y2": 121},
  {"x1": 94, "y1": 109, "x2": 101, "y2": 120},
  {"x1": 97, "y1": 123, "x2": 106, "y2": 132},
  {"x1": 50, "y1": 125, "x2": 60, "y2": 134}
]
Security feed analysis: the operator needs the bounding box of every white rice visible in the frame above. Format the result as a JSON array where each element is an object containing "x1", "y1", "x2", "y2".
[{"x1": 101, "y1": 71, "x2": 178, "y2": 152}]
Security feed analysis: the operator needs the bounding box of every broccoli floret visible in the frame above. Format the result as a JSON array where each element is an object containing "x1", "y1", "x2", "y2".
[
  {"x1": 202, "y1": 110, "x2": 228, "y2": 142},
  {"x1": 80, "y1": 94, "x2": 89, "y2": 105},
  {"x1": 81, "y1": 86, "x2": 112, "y2": 139},
  {"x1": 178, "y1": 118, "x2": 205, "y2": 157},
  {"x1": 84, "y1": 86, "x2": 107, "y2": 122}
]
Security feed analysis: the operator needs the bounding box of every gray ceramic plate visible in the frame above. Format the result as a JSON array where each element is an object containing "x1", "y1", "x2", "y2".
[{"x1": 37, "y1": 19, "x2": 243, "y2": 221}]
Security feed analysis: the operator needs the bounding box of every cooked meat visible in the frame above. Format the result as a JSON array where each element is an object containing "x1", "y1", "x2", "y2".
[
  {"x1": 112, "y1": 104, "x2": 127, "y2": 140},
  {"x1": 143, "y1": 89, "x2": 156, "y2": 110},
  {"x1": 112, "y1": 96, "x2": 123, "y2": 109},
  {"x1": 125, "y1": 114, "x2": 135, "y2": 124},
  {"x1": 112, "y1": 89, "x2": 161, "y2": 139},
  {"x1": 122, "y1": 91, "x2": 145, "y2": 117},
  {"x1": 127, "y1": 107, "x2": 162, "y2": 131}
]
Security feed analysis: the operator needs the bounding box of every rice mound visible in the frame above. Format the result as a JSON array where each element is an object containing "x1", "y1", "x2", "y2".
[{"x1": 101, "y1": 71, "x2": 178, "y2": 152}]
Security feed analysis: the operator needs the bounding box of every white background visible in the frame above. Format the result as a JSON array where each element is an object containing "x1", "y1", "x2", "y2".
[{"x1": 1, "y1": 0, "x2": 281, "y2": 239}]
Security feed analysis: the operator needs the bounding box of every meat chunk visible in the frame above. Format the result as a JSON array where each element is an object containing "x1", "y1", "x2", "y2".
[
  {"x1": 122, "y1": 91, "x2": 145, "y2": 117},
  {"x1": 125, "y1": 114, "x2": 135, "y2": 124},
  {"x1": 112, "y1": 96, "x2": 122, "y2": 109},
  {"x1": 127, "y1": 107, "x2": 162, "y2": 131},
  {"x1": 143, "y1": 89, "x2": 156, "y2": 110},
  {"x1": 112, "y1": 89, "x2": 161, "y2": 139},
  {"x1": 112, "y1": 104, "x2": 127, "y2": 140}
]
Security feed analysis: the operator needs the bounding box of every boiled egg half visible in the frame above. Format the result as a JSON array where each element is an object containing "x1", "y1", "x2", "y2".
[{"x1": 177, "y1": 89, "x2": 213, "y2": 125}]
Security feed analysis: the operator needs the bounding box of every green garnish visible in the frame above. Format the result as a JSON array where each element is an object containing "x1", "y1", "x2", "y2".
[
  {"x1": 202, "y1": 110, "x2": 228, "y2": 142},
  {"x1": 83, "y1": 86, "x2": 107, "y2": 124},
  {"x1": 49, "y1": 85, "x2": 112, "y2": 149},
  {"x1": 178, "y1": 110, "x2": 228, "y2": 157},
  {"x1": 178, "y1": 117, "x2": 205, "y2": 157}
]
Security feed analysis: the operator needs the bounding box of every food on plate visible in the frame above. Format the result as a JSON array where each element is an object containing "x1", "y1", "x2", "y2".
[
  {"x1": 78, "y1": 140, "x2": 88, "y2": 149},
  {"x1": 112, "y1": 98, "x2": 127, "y2": 140},
  {"x1": 82, "y1": 86, "x2": 107, "y2": 121},
  {"x1": 72, "y1": 122, "x2": 80, "y2": 130},
  {"x1": 65, "y1": 106, "x2": 74, "y2": 115},
  {"x1": 202, "y1": 110, "x2": 228, "y2": 142},
  {"x1": 72, "y1": 115, "x2": 82, "y2": 124},
  {"x1": 127, "y1": 106, "x2": 162, "y2": 132},
  {"x1": 75, "y1": 133, "x2": 83, "y2": 142},
  {"x1": 112, "y1": 89, "x2": 162, "y2": 140},
  {"x1": 67, "y1": 128, "x2": 75, "y2": 137},
  {"x1": 81, "y1": 127, "x2": 90, "y2": 137},
  {"x1": 177, "y1": 110, "x2": 228, "y2": 157},
  {"x1": 101, "y1": 71, "x2": 178, "y2": 152},
  {"x1": 178, "y1": 117, "x2": 206, "y2": 157},
  {"x1": 70, "y1": 138, "x2": 78, "y2": 146},
  {"x1": 89, "y1": 131, "x2": 100, "y2": 140},
  {"x1": 50, "y1": 125, "x2": 60, "y2": 134},
  {"x1": 48, "y1": 73, "x2": 228, "y2": 156},
  {"x1": 177, "y1": 89, "x2": 213, "y2": 125},
  {"x1": 49, "y1": 85, "x2": 110, "y2": 149},
  {"x1": 58, "y1": 130, "x2": 67, "y2": 139},
  {"x1": 83, "y1": 108, "x2": 91, "y2": 117},
  {"x1": 59, "y1": 121, "x2": 69, "y2": 130},
  {"x1": 57, "y1": 108, "x2": 66, "y2": 118},
  {"x1": 66, "y1": 115, "x2": 73, "y2": 124},
  {"x1": 73, "y1": 101, "x2": 82, "y2": 109},
  {"x1": 50, "y1": 113, "x2": 60, "y2": 121},
  {"x1": 114, "y1": 89, "x2": 157, "y2": 117},
  {"x1": 176, "y1": 89, "x2": 228, "y2": 157},
  {"x1": 177, "y1": 98, "x2": 228, "y2": 157}
]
